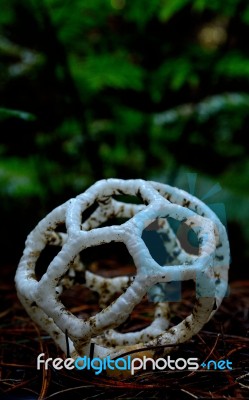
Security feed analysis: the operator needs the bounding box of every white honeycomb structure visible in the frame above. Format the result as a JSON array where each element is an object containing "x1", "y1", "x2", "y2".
[{"x1": 15, "y1": 179, "x2": 230, "y2": 360}]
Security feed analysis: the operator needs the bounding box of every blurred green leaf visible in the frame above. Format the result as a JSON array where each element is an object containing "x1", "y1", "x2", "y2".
[
  {"x1": 70, "y1": 53, "x2": 144, "y2": 92},
  {"x1": 216, "y1": 53, "x2": 249, "y2": 79},
  {"x1": 150, "y1": 58, "x2": 194, "y2": 98},
  {"x1": 242, "y1": 5, "x2": 249, "y2": 25},
  {"x1": 0, "y1": 1, "x2": 15, "y2": 27},
  {"x1": 193, "y1": 0, "x2": 238, "y2": 15},
  {"x1": 0, "y1": 157, "x2": 43, "y2": 197},
  {"x1": 192, "y1": 0, "x2": 206, "y2": 11},
  {"x1": 124, "y1": 0, "x2": 160, "y2": 28},
  {"x1": 159, "y1": 0, "x2": 190, "y2": 21}
]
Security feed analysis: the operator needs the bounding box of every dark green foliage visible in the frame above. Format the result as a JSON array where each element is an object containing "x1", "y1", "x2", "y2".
[{"x1": 0, "y1": 0, "x2": 249, "y2": 272}]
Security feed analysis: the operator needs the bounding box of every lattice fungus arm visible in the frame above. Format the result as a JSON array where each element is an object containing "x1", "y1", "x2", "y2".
[{"x1": 15, "y1": 179, "x2": 230, "y2": 360}]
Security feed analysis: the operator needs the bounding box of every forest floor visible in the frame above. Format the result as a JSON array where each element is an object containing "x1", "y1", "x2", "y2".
[{"x1": 0, "y1": 261, "x2": 249, "y2": 400}]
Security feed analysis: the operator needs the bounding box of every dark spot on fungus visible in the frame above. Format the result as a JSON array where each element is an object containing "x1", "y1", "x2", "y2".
[
  {"x1": 98, "y1": 197, "x2": 110, "y2": 205},
  {"x1": 117, "y1": 189, "x2": 125, "y2": 195},
  {"x1": 89, "y1": 318, "x2": 96, "y2": 327},
  {"x1": 215, "y1": 255, "x2": 224, "y2": 261},
  {"x1": 183, "y1": 200, "x2": 190, "y2": 207},
  {"x1": 184, "y1": 320, "x2": 191, "y2": 330}
]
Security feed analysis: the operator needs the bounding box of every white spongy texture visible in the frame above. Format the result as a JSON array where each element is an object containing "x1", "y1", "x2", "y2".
[{"x1": 15, "y1": 179, "x2": 230, "y2": 359}]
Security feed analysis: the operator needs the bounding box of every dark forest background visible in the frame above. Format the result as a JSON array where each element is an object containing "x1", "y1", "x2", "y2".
[{"x1": 0, "y1": 0, "x2": 249, "y2": 281}]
